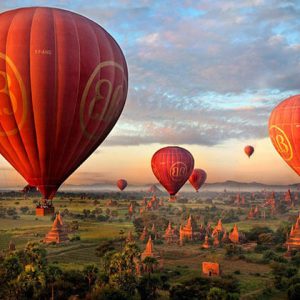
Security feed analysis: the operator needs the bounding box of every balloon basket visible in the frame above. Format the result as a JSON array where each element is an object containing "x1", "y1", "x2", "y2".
[
  {"x1": 169, "y1": 196, "x2": 176, "y2": 203},
  {"x1": 36, "y1": 206, "x2": 55, "y2": 216}
]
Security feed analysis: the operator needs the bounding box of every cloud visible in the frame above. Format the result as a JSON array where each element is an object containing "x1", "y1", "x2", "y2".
[{"x1": 0, "y1": 0, "x2": 299, "y2": 147}]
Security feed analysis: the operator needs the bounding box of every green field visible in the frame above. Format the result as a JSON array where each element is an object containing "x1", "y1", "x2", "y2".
[{"x1": 0, "y1": 192, "x2": 298, "y2": 299}]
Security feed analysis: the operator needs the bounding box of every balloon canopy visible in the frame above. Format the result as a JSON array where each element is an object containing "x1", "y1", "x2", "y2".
[
  {"x1": 0, "y1": 7, "x2": 128, "y2": 199},
  {"x1": 269, "y1": 95, "x2": 300, "y2": 176},
  {"x1": 244, "y1": 145, "x2": 254, "y2": 158},
  {"x1": 189, "y1": 168, "x2": 207, "y2": 192},
  {"x1": 151, "y1": 146, "x2": 194, "y2": 196},
  {"x1": 117, "y1": 179, "x2": 127, "y2": 191}
]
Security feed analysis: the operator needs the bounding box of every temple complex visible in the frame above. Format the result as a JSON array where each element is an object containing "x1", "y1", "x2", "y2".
[
  {"x1": 43, "y1": 213, "x2": 69, "y2": 244},
  {"x1": 229, "y1": 224, "x2": 240, "y2": 244},
  {"x1": 286, "y1": 213, "x2": 300, "y2": 253}
]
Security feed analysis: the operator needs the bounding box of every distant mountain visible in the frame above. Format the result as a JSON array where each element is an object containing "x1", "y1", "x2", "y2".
[
  {"x1": 60, "y1": 180, "x2": 300, "y2": 192},
  {"x1": 201, "y1": 180, "x2": 300, "y2": 192},
  {"x1": 146, "y1": 184, "x2": 164, "y2": 195}
]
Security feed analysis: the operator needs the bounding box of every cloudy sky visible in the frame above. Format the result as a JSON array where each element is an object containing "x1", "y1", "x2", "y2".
[{"x1": 0, "y1": 0, "x2": 300, "y2": 188}]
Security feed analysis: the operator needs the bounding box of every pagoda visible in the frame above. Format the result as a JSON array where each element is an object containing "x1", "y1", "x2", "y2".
[
  {"x1": 213, "y1": 234, "x2": 220, "y2": 247},
  {"x1": 202, "y1": 234, "x2": 210, "y2": 249},
  {"x1": 212, "y1": 219, "x2": 225, "y2": 237},
  {"x1": 229, "y1": 224, "x2": 240, "y2": 244},
  {"x1": 248, "y1": 205, "x2": 259, "y2": 219},
  {"x1": 151, "y1": 223, "x2": 158, "y2": 240},
  {"x1": 179, "y1": 215, "x2": 197, "y2": 245},
  {"x1": 140, "y1": 226, "x2": 149, "y2": 241},
  {"x1": 141, "y1": 236, "x2": 158, "y2": 259},
  {"x1": 141, "y1": 236, "x2": 163, "y2": 271},
  {"x1": 235, "y1": 193, "x2": 241, "y2": 205},
  {"x1": 126, "y1": 231, "x2": 135, "y2": 243},
  {"x1": 222, "y1": 230, "x2": 230, "y2": 243},
  {"x1": 164, "y1": 222, "x2": 178, "y2": 244},
  {"x1": 285, "y1": 189, "x2": 293, "y2": 204},
  {"x1": 128, "y1": 203, "x2": 135, "y2": 216},
  {"x1": 8, "y1": 241, "x2": 16, "y2": 252},
  {"x1": 43, "y1": 213, "x2": 69, "y2": 244},
  {"x1": 286, "y1": 213, "x2": 300, "y2": 253}
]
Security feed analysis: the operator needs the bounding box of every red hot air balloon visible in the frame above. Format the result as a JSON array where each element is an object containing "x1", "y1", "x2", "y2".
[
  {"x1": 117, "y1": 179, "x2": 127, "y2": 191},
  {"x1": 244, "y1": 145, "x2": 254, "y2": 158},
  {"x1": 151, "y1": 146, "x2": 194, "y2": 200},
  {"x1": 269, "y1": 95, "x2": 300, "y2": 176},
  {"x1": 189, "y1": 169, "x2": 207, "y2": 192},
  {"x1": 0, "y1": 7, "x2": 128, "y2": 213}
]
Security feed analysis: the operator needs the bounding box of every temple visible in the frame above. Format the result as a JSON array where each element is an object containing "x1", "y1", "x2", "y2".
[
  {"x1": 43, "y1": 213, "x2": 69, "y2": 244},
  {"x1": 202, "y1": 234, "x2": 210, "y2": 249},
  {"x1": 229, "y1": 224, "x2": 240, "y2": 244},
  {"x1": 212, "y1": 219, "x2": 225, "y2": 237},
  {"x1": 248, "y1": 205, "x2": 259, "y2": 219},
  {"x1": 140, "y1": 226, "x2": 149, "y2": 241},
  {"x1": 179, "y1": 215, "x2": 198, "y2": 245},
  {"x1": 202, "y1": 262, "x2": 221, "y2": 276},
  {"x1": 140, "y1": 236, "x2": 163, "y2": 271},
  {"x1": 164, "y1": 222, "x2": 178, "y2": 244},
  {"x1": 286, "y1": 213, "x2": 300, "y2": 253},
  {"x1": 126, "y1": 231, "x2": 135, "y2": 243}
]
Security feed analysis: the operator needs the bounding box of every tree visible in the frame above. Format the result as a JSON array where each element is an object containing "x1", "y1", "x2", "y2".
[
  {"x1": 83, "y1": 264, "x2": 98, "y2": 289},
  {"x1": 142, "y1": 256, "x2": 158, "y2": 278},
  {"x1": 137, "y1": 275, "x2": 160, "y2": 300},
  {"x1": 288, "y1": 283, "x2": 300, "y2": 300},
  {"x1": 207, "y1": 287, "x2": 226, "y2": 300},
  {"x1": 45, "y1": 264, "x2": 62, "y2": 300}
]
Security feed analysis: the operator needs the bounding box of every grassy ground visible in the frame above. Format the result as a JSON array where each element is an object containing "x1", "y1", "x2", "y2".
[{"x1": 0, "y1": 193, "x2": 297, "y2": 299}]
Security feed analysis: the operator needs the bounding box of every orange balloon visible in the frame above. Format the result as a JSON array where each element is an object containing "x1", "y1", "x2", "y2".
[
  {"x1": 244, "y1": 145, "x2": 254, "y2": 158},
  {"x1": 269, "y1": 95, "x2": 300, "y2": 175}
]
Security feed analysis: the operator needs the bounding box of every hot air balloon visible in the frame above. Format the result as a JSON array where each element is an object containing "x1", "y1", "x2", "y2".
[
  {"x1": 244, "y1": 145, "x2": 254, "y2": 158},
  {"x1": 189, "y1": 168, "x2": 207, "y2": 192},
  {"x1": 269, "y1": 95, "x2": 300, "y2": 176},
  {"x1": 0, "y1": 7, "x2": 128, "y2": 215},
  {"x1": 117, "y1": 179, "x2": 127, "y2": 191},
  {"x1": 151, "y1": 146, "x2": 194, "y2": 201}
]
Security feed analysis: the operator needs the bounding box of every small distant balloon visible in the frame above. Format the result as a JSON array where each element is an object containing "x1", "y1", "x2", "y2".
[
  {"x1": 117, "y1": 179, "x2": 127, "y2": 191},
  {"x1": 244, "y1": 145, "x2": 254, "y2": 158},
  {"x1": 151, "y1": 146, "x2": 194, "y2": 196},
  {"x1": 189, "y1": 169, "x2": 207, "y2": 192}
]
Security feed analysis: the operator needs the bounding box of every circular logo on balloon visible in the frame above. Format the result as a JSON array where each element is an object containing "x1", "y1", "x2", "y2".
[
  {"x1": 170, "y1": 162, "x2": 188, "y2": 182},
  {"x1": 269, "y1": 125, "x2": 293, "y2": 161},
  {"x1": 0, "y1": 52, "x2": 27, "y2": 136},
  {"x1": 80, "y1": 61, "x2": 127, "y2": 140}
]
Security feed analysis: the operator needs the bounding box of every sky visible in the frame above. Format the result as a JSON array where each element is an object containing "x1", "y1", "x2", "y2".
[{"x1": 0, "y1": 0, "x2": 300, "y2": 187}]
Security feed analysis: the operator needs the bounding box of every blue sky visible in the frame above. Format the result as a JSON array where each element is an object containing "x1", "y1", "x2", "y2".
[{"x1": 0, "y1": 0, "x2": 300, "y2": 186}]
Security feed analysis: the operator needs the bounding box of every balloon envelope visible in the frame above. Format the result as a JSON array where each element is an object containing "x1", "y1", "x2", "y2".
[
  {"x1": 117, "y1": 179, "x2": 127, "y2": 191},
  {"x1": 269, "y1": 95, "x2": 300, "y2": 176},
  {"x1": 0, "y1": 7, "x2": 128, "y2": 199},
  {"x1": 151, "y1": 146, "x2": 194, "y2": 196},
  {"x1": 244, "y1": 145, "x2": 254, "y2": 158},
  {"x1": 189, "y1": 168, "x2": 207, "y2": 192}
]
